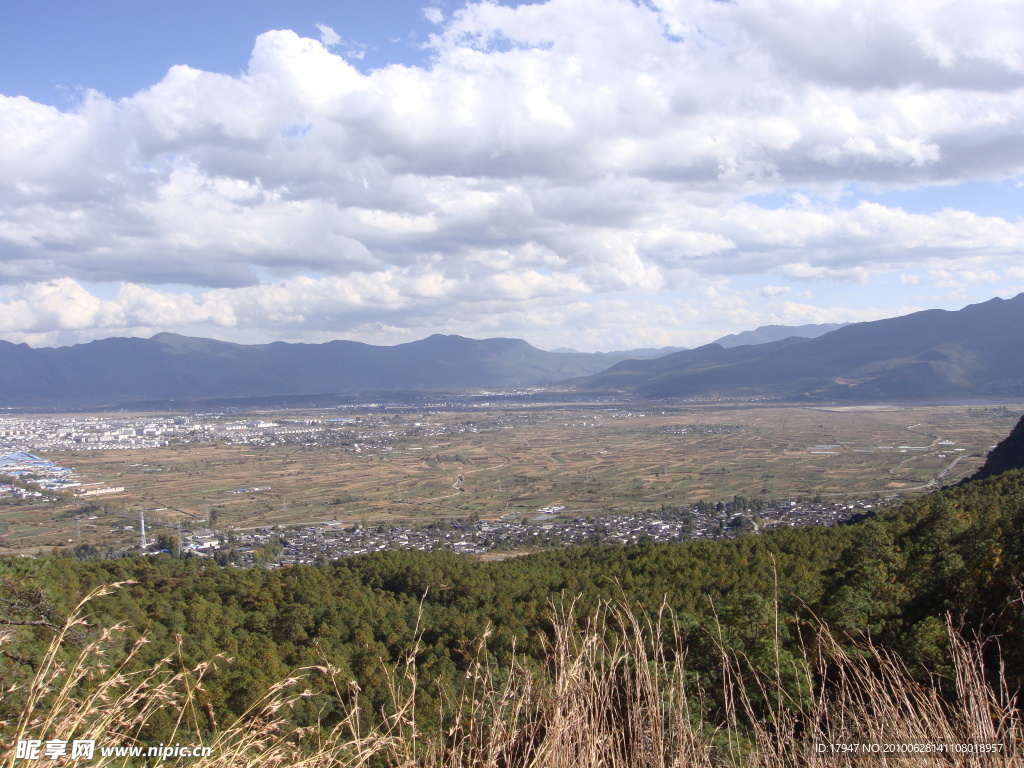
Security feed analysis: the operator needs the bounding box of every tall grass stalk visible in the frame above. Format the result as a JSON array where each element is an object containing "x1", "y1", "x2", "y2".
[{"x1": 2, "y1": 589, "x2": 1021, "y2": 767}]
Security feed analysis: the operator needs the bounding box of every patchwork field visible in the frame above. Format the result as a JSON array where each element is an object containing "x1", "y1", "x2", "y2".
[{"x1": 1, "y1": 401, "x2": 1019, "y2": 552}]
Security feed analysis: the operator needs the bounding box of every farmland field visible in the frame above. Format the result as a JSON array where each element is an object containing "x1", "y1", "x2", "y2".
[{"x1": 1, "y1": 400, "x2": 1020, "y2": 552}]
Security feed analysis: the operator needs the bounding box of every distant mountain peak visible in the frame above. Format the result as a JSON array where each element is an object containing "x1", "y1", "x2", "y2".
[{"x1": 712, "y1": 322, "x2": 849, "y2": 349}]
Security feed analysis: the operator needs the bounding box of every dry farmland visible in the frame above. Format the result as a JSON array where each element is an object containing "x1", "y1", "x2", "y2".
[{"x1": 1, "y1": 401, "x2": 1020, "y2": 552}]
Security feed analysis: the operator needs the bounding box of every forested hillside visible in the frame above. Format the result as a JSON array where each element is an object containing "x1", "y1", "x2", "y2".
[{"x1": 3, "y1": 466, "x2": 1023, "y2": 748}]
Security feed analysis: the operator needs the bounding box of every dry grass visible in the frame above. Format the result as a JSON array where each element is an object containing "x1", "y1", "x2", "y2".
[{"x1": 2, "y1": 588, "x2": 1022, "y2": 767}]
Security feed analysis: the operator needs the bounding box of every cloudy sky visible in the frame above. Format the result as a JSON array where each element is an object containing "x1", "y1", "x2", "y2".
[{"x1": 1, "y1": 0, "x2": 1022, "y2": 351}]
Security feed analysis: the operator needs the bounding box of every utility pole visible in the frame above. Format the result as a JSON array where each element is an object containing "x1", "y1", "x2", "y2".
[{"x1": 140, "y1": 508, "x2": 147, "y2": 549}]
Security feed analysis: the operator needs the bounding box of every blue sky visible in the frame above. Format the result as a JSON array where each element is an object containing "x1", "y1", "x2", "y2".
[
  {"x1": 749, "y1": 180, "x2": 1024, "y2": 221},
  {"x1": 0, "y1": 1, "x2": 450, "y2": 103},
  {"x1": 0, "y1": 0, "x2": 1022, "y2": 350}
]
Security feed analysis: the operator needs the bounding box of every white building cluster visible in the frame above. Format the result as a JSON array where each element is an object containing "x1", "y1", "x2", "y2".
[
  {"x1": 0, "y1": 451, "x2": 76, "y2": 498},
  {"x1": 0, "y1": 416, "x2": 188, "y2": 451}
]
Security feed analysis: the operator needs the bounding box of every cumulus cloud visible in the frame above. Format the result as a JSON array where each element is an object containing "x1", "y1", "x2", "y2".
[{"x1": 0, "y1": 0, "x2": 1022, "y2": 347}]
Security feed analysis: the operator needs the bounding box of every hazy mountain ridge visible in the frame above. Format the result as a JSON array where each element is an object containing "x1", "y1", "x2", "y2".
[
  {"x1": 2, "y1": 296, "x2": 1022, "y2": 407},
  {"x1": 576, "y1": 294, "x2": 1024, "y2": 401},
  {"x1": 550, "y1": 345, "x2": 687, "y2": 357},
  {"x1": 0, "y1": 333, "x2": 674, "y2": 408},
  {"x1": 711, "y1": 322, "x2": 848, "y2": 348}
]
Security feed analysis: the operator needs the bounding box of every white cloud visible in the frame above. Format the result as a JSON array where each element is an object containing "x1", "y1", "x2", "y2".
[
  {"x1": 315, "y1": 23, "x2": 342, "y2": 48},
  {"x1": 1, "y1": 0, "x2": 1023, "y2": 347}
]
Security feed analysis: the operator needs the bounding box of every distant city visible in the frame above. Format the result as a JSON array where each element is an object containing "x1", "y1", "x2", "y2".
[
  {"x1": 0, "y1": 407, "x2": 977, "y2": 563},
  {"x1": 1, "y1": 409, "x2": 890, "y2": 564},
  {"x1": 196, "y1": 498, "x2": 884, "y2": 567}
]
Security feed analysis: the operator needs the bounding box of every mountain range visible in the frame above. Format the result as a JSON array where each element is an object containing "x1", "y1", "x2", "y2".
[
  {"x1": 1, "y1": 294, "x2": 1021, "y2": 407},
  {"x1": 576, "y1": 293, "x2": 1024, "y2": 401},
  {"x1": 0, "y1": 333, "x2": 677, "y2": 408}
]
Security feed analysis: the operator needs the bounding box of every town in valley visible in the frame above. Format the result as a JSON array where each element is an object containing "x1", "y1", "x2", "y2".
[{"x1": 2, "y1": 397, "x2": 1019, "y2": 564}]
